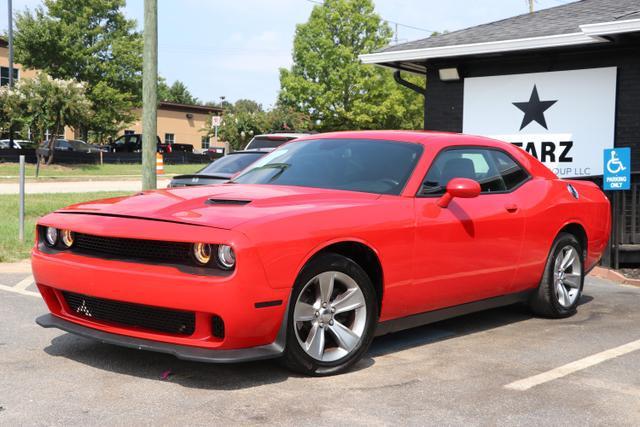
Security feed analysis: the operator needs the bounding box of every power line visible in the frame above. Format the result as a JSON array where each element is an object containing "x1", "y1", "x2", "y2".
[{"x1": 302, "y1": 0, "x2": 435, "y2": 34}]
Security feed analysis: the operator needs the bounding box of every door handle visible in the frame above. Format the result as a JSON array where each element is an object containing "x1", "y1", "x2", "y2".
[{"x1": 505, "y1": 203, "x2": 519, "y2": 213}]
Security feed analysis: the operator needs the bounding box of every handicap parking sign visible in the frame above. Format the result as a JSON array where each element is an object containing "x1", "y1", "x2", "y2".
[{"x1": 603, "y1": 148, "x2": 630, "y2": 190}]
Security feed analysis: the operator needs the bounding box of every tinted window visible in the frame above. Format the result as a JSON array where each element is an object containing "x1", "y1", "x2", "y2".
[
  {"x1": 114, "y1": 135, "x2": 138, "y2": 145},
  {"x1": 420, "y1": 148, "x2": 508, "y2": 196},
  {"x1": 69, "y1": 140, "x2": 89, "y2": 151},
  {"x1": 246, "y1": 136, "x2": 294, "y2": 150},
  {"x1": 200, "y1": 152, "x2": 265, "y2": 175},
  {"x1": 233, "y1": 138, "x2": 423, "y2": 195},
  {"x1": 56, "y1": 140, "x2": 71, "y2": 150},
  {"x1": 491, "y1": 150, "x2": 529, "y2": 190}
]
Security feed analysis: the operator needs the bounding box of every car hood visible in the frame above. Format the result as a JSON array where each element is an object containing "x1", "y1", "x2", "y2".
[{"x1": 57, "y1": 184, "x2": 381, "y2": 230}]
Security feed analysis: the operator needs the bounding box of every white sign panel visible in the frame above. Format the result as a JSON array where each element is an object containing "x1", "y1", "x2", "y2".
[
  {"x1": 211, "y1": 116, "x2": 222, "y2": 127},
  {"x1": 463, "y1": 67, "x2": 617, "y2": 177}
]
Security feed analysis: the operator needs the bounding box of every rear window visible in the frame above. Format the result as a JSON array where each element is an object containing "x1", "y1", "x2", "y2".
[{"x1": 246, "y1": 136, "x2": 295, "y2": 150}]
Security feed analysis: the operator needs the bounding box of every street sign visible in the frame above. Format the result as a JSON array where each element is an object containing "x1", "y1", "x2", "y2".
[
  {"x1": 603, "y1": 147, "x2": 630, "y2": 190},
  {"x1": 211, "y1": 116, "x2": 222, "y2": 127}
]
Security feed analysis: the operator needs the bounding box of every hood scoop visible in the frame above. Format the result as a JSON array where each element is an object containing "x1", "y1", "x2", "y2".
[{"x1": 205, "y1": 198, "x2": 252, "y2": 206}]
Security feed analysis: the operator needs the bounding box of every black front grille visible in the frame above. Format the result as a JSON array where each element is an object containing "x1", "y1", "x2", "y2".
[
  {"x1": 73, "y1": 233, "x2": 192, "y2": 263},
  {"x1": 63, "y1": 291, "x2": 195, "y2": 336}
]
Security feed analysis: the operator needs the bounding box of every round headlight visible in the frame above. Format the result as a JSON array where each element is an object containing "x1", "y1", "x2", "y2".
[
  {"x1": 217, "y1": 244, "x2": 236, "y2": 270},
  {"x1": 60, "y1": 229, "x2": 75, "y2": 248},
  {"x1": 45, "y1": 227, "x2": 58, "y2": 247},
  {"x1": 192, "y1": 243, "x2": 212, "y2": 265}
]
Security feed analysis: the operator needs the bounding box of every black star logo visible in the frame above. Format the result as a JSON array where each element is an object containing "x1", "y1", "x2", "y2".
[{"x1": 512, "y1": 85, "x2": 557, "y2": 130}]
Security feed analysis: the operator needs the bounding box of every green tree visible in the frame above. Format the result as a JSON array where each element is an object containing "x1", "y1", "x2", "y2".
[
  {"x1": 0, "y1": 74, "x2": 92, "y2": 163},
  {"x1": 278, "y1": 0, "x2": 423, "y2": 131},
  {"x1": 233, "y1": 99, "x2": 263, "y2": 114},
  {"x1": 216, "y1": 110, "x2": 268, "y2": 151},
  {"x1": 157, "y1": 77, "x2": 172, "y2": 102},
  {"x1": 158, "y1": 80, "x2": 199, "y2": 105},
  {"x1": 14, "y1": 0, "x2": 142, "y2": 142},
  {"x1": 266, "y1": 106, "x2": 312, "y2": 133},
  {"x1": 204, "y1": 99, "x2": 312, "y2": 150}
]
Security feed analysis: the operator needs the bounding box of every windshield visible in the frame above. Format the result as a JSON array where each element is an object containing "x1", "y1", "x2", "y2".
[
  {"x1": 232, "y1": 138, "x2": 423, "y2": 195},
  {"x1": 200, "y1": 152, "x2": 265, "y2": 175},
  {"x1": 246, "y1": 136, "x2": 294, "y2": 150}
]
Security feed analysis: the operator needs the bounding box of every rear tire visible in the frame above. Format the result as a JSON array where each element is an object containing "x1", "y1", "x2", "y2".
[
  {"x1": 282, "y1": 253, "x2": 378, "y2": 376},
  {"x1": 529, "y1": 232, "x2": 584, "y2": 318}
]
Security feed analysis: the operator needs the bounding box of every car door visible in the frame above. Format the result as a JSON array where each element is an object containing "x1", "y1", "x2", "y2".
[{"x1": 410, "y1": 147, "x2": 528, "y2": 314}]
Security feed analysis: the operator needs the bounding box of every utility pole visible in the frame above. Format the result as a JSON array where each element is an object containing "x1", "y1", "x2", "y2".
[
  {"x1": 527, "y1": 0, "x2": 534, "y2": 14},
  {"x1": 8, "y1": 0, "x2": 14, "y2": 146},
  {"x1": 142, "y1": 0, "x2": 158, "y2": 190}
]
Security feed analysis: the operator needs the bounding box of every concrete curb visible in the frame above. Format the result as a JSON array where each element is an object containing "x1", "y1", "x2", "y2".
[
  {"x1": 0, "y1": 260, "x2": 32, "y2": 274},
  {"x1": 590, "y1": 266, "x2": 640, "y2": 287}
]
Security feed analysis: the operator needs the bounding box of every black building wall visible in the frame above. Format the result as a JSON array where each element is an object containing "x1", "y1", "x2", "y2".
[{"x1": 423, "y1": 42, "x2": 640, "y2": 172}]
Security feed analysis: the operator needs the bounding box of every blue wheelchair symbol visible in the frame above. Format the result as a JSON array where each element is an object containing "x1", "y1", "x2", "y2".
[{"x1": 603, "y1": 148, "x2": 630, "y2": 191}]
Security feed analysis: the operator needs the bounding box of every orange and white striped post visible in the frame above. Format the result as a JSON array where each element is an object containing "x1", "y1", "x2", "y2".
[{"x1": 156, "y1": 152, "x2": 164, "y2": 175}]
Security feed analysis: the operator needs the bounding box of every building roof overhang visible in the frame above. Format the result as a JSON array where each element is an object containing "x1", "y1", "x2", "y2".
[{"x1": 360, "y1": 18, "x2": 640, "y2": 70}]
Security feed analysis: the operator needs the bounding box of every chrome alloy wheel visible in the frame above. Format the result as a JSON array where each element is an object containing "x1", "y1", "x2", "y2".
[
  {"x1": 293, "y1": 271, "x2": 367, "y2": 362},
  {"x1": 553, "y1": 245, "x2": 582, "y2": 308}
]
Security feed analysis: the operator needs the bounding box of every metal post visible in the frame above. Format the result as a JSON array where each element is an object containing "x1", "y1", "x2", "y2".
[
  {"x1": 614, "y1": 191, "x2": 620, "y2": 270},
  {"x1": 142, "y1": 0, "x2": 158, "y2": 190},
  {"x1": 18, "y1": 155, "x2": 25, "y2": 242},
  {"x1": 8, "y1": 0, "x2": 15, "y2": 146}
]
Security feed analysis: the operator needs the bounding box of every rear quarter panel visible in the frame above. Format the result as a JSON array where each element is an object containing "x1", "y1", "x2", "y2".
[{"x1": 512, "y1": 178, "x2": 610, "y2": 292}]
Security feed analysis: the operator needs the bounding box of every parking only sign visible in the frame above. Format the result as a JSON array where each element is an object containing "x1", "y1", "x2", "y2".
[{"x1": 603, "y1": 147, "x2": 630, "y2": 190}]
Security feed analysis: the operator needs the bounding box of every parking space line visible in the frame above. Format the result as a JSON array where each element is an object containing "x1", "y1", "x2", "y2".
[
  {"x1": 0, "y1": 283, "x2": 40, "y2": 298},
  {"x1": 13, "y1": 275, "x2": 35, "y2": 291},
  {"x1": 505, "y1": 339, "x2": 640, "y2": 391}
]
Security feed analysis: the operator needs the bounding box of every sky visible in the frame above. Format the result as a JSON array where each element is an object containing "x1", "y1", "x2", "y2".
[{"x1": 1, "y1": 0, "x2": 577, "y2": 108}]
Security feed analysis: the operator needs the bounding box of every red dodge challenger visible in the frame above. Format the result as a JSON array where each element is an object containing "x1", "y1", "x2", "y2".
[{"x1": 33, "y1": 131, "x2": 611, "y2": 375}]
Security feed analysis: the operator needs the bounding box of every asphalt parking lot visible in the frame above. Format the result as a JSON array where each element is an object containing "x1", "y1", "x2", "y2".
[{"x1": 1, "y1": 270, "x2": 639, "y2": 426}]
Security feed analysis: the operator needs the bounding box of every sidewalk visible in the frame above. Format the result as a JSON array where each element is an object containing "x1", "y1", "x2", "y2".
[{"x1": 0, "y1": 179, "x2": 171, "y2": 195}]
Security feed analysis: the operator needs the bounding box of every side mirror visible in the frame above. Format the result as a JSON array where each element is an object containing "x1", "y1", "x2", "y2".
[{"x1": 437, "y1": 178, "x2": 481, "y2": 208}]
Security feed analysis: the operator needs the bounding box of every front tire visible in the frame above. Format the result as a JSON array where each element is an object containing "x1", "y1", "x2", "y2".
[
  {"x1": 282, "y1": 253, "x2": 378, "y2": 376},
  {"x1": 530, "y1": 232, "x2": 584, "y2": 318}
]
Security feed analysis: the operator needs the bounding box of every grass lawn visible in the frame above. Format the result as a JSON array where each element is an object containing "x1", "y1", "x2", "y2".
[
  {"x1": 0, "y1": 192, "x2": 128, "y2": 262},
  {"x1": 0, "y1": 163, "x2": 204, "y2": 180}
]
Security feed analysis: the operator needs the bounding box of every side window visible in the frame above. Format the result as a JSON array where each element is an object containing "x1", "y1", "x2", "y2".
[
  {"x1": 419, "y1": 148, "x2": 507, "y2": 196},
  {"x1": 491, "y1": 150, "x2": 529, "y2": 190}
]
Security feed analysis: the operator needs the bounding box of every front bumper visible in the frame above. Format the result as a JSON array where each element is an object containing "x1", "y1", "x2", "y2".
[
  {"x1": 33, "y1": 213, "x2": 290, "y2": 356},
  {"x1": 36, "y1": 314, "x2": 284, "y2": 363}
]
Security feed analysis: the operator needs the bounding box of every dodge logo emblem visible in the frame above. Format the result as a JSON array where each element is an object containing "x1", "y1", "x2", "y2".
[{"x1": 76, "y1": 299, "x2": 92, "y2": 317}]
